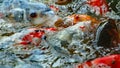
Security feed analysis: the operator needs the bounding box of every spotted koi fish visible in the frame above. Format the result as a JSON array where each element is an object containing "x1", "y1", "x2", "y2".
[
  {"x1": 87, "y1": 0, "x2": 109, "y2": 15},
  {"x1": 76, "y1": 54, "x2": 120, "y2": 68},
  {"x1": 19, "y1": 27, "x2": 57, "y2": 46}
]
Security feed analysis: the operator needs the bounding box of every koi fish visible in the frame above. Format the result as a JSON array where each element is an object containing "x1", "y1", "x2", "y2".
[
  {"x1": 76, "y1": 54, "x2": 120, "y2": 68},
  {"x1": 19, "y1": 27, "x2": 57, "y2": 46},
  {"x1": 1, "y1": 0, "x2": 56, "y2": 25},
  {"x1": 67, "y1": 14, "x2": 99, "y2": 24},
  {"x1": 64, "y1": 14, "x2": 100, "y2": 30},
  {"x1": 87, "y1": 0, "x2": 109, "y2": 15},
  {"x1": 20, "y1": 29, "x2": 45, "y2": 46}
]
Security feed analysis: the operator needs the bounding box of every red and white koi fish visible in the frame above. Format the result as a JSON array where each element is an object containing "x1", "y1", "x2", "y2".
[
  {"x1": 19, "y1": 27, "x2": 57, "y2": 46},
  {"x1": 76, "y1": 54, "x2": 120, "y2": 68},
  {"x1": 87, "y1": 0, "x2": 109, "y2": 15}
]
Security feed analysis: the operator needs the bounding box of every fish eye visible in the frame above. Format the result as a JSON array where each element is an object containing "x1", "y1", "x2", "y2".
[{"x1": 30, "y1": 12, "x2": 37, "y2": 18}]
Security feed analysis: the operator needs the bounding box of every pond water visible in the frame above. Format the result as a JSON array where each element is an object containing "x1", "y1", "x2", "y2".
[{"x1": 0, "y1": 0, "x2": 120, "y2": 68}]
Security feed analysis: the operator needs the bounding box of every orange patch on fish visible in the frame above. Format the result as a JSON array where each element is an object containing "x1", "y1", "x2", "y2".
[
  {"x1": 76, "y1": 54, "x2": 120, "y2": 68},
  {"x1": 67, "y1": 14, "x2": 100, "y2": 27}
]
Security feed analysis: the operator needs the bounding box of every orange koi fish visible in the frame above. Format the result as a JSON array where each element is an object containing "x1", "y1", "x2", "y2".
[
  {"x1": 67, "y1": 14, "x2": 99, "y2": 24},
  {"x1": 76, "y1": 54, "x2": 120, "y2": 68},
  {"x1": 66, "y1": 14, "x2": 100, "y2": 29}
]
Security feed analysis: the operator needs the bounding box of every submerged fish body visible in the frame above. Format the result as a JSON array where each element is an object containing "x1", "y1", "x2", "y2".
[
  {"x1": 63, "y1": 14, "x2": 100, "y2": 32},
  {"x1": 1, "y1": 0, "x2": 56, "y2": 25},
  {"x1": 19, "y1": 27, "x2": 57, "y2": 46},
  {"x1": 77, "y1": 54, "x2": 120, "y2": 68},
  {"x1": 48, "y1": 21, "x2": 93, "y2": 56},
  {"x1": 66, "y1": 14, "x2": 99, "y2": 25}
]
